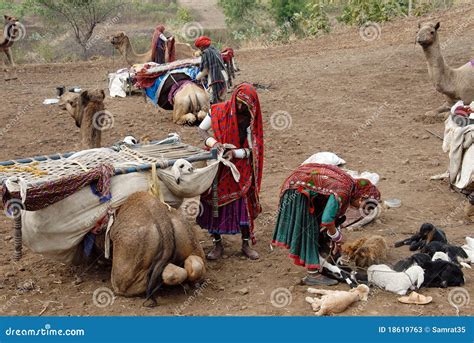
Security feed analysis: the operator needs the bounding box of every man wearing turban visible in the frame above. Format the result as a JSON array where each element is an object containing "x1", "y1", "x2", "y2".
[{"x1": 194, "y1": 36, "x2": 227, "y2": 104}]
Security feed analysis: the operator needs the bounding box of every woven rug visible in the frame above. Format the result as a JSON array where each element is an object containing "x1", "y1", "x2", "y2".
[{"x1": 0, "y1": 138, "x2": 214, "y2": 211}]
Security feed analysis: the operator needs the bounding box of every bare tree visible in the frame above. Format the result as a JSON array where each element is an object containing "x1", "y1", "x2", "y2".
[{"x1": 34, "y1": 0, "x2": 124, "y2": 59}]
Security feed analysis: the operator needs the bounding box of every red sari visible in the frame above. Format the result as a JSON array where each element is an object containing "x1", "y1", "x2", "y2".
[{"x1": 199, "y1": 83, "x2": 264, "y2": 243}]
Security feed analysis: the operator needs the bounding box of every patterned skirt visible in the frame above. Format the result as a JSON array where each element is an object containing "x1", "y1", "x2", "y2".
[
  {"x1": 272, "y1": 189, "x2": 333, "y2": 269},
  {"x1": 197, "y1": 197, "x2": 249, "y2": 235}
]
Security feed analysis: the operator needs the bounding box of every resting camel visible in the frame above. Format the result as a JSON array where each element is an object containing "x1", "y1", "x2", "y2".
[
  {"x1": 59, "y1": 89, "x2": 206, "y2": 306},
  {"x1": 172, "y1": 82, "x2": 210, "y2": 125},
  {"x1": 416, "y1": 21, "x2": 474, "y2": 117},
  {"x1": 1, "y1": 15, "x2": 20, "y2": 66},
  {"x1": 110, "y1": 31, "x2": 196, "y2": 65}
]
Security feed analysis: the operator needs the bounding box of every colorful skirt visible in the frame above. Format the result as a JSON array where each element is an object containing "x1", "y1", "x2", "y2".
[
  {"x1": 197, "y1": 197, "x2": 249, "y2": 235},
  {"x1": 272, "y1": 189, "x2": 333, "y2": 269}
]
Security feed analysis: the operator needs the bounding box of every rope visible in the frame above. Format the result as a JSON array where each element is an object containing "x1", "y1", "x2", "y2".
[
  {"x1": 68, "y1": 160, "x2": 89, "y2": 172},
  {"x1": 149, "y1": 163, "x2": 171, "y2": 211},
  {"x1": 0, "y1": 162, "x2": 48, "y2": 176}
]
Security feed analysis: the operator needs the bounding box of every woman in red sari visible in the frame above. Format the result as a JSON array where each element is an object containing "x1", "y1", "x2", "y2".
[{"x1": 197, "y1": 83, "x2": 264, "y2": 260}]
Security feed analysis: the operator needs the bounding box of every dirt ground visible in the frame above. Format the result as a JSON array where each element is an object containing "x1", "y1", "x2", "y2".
[{"x1": 0, "y1": 7, "x2": 473, "y2": 317}]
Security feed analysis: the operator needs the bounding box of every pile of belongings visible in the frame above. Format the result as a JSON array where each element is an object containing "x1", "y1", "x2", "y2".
[
  {"x1": 133, "y1": 58, "x2": 202, "y2": 110},
  {"x1": 0, "y1": 135, "x2": 238, "y2": 263},
  {"x1": 442, "y1": 101, "x2": 474, "y2": 192}
]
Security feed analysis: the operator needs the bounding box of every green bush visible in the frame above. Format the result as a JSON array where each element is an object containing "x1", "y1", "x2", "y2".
[
  {"x1": 338, "y1": 0, "x2": 408, "y2": 25},
  {"x1": 270, "y1": 0, "x2": 307, "y2": 26},
  {"x1": 293, "y1": 1, "x2": 331, "y2": 36},
  {"x1": 176, "y1": 7, "x2": 192, "y2": 23}
]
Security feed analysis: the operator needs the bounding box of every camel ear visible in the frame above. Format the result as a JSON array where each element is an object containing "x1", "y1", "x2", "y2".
[
  {"x1": 100, "y1": 89, "x2": 105, "y2": 100},
  {"x1": 80, "y1": 90, "x2": 90, "y2": 105},
  {"x1": 434, "y1": 22, "x2": 440, "y2": 30},
  {"x1": 418, "y1": 22, "x2": 421, "y2": 29},
  {"x1": 4, "y1": 15, "x2": 11, "y2": 21}
]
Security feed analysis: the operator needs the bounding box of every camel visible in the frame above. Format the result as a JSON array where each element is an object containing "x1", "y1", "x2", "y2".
[
  {"x1": 59, "y1": 89, "x2": 206, "y2": 306},
  {"x1": 416, "y1": 21, "x2": 474, "y2": 117},
  {"x1": 58, "y1": 90, "x2": 105, "y2": 149},
  {"x1": 110, "y1": 31, "x2": 196, "y2": 66},
  {"x1": 172, "y1": 82, "x2": 210, "y2": 125},
  {"x1": 1, "y1": 15, "x2": 20, "y2": 66}
]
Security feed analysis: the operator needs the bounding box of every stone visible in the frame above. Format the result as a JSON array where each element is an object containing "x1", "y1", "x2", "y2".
[
  {"x1": 73, "y1": 277, "x2": 83, "y2": 286},
  {"x1": 238, "y1": 287, "x2": 249, "y2": 295}
]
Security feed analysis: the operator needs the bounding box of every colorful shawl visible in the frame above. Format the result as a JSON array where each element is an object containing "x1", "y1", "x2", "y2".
[
  {"x1": 280, "y1": 163, "x2": 380, "y2": 217},
  {"x1": 209, "y1": 83, "x2": 264, "y2": 241},
  {"x1": 2, "y1": 164, "x2": 114, "y2": 212}
]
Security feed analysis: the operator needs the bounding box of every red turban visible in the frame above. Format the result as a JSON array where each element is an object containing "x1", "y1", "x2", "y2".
[{"x1": 194, "y1": 36, "x2": 211, "y2": 48}]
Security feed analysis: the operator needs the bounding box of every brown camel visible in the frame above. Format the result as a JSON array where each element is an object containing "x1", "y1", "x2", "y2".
[
  {"x1": 110, "y1": 31, "x2": 196, "y2": 65},
  {"x1": 172, "y1": 82, "x2": 209, "y2": 125},
  {"x1": 59, "y1": 90, "x2": 206, "y2": 305},
  {"x1": 416, "y1": 21, "x2": 474, "y2": 117},
  {"x1": 58, "y1": 89, "x2": 105, "y2": 149},
  {"x1": 1, "y1": 15, "x2": 20, "y2": 66}
]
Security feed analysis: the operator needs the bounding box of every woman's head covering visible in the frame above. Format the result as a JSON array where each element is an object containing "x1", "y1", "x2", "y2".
[
  {"x1": 194, "y1": 36, "x2": 211, "y2": 49},
  {"x1": 210, "y1": 83, "x2": 264, "y2": 243},
  {"x1": 352, "y1": 178, "x2": 381, "y2": 201}
]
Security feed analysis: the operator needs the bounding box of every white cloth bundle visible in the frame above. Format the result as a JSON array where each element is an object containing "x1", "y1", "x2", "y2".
[{"x1": 442, "y1": 116, "x2": 474, "y2": 190}]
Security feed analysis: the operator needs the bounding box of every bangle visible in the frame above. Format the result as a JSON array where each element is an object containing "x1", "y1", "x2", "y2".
[
  {"x1": 205, "y1": 137, "x2": 217, "y2": 148},
  {"x1": 328, "y1": 228, "x2": 343, "y2": 243}
]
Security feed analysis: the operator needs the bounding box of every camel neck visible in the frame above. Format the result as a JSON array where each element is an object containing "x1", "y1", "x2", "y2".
[
  {"x1": 423, "y1": 41, "x2": 454, "y2": 89},
  {"x1": 122, "y1": 37, "x2": 135, "y2": 58}
]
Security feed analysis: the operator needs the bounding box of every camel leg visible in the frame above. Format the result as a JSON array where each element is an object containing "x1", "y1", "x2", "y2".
[
  {"x1": 197, "y1": 110, "x2": 207, "y2": 121},
  {"x1": 162, "y1": 263, "x2": 188, "y2": 286},
  {"x1": 184, "y1": 255, "x2": 206, "y2": 282},
  {"x1": 175, "y1": 113, "x2": 197, "y2": 125},
  {"x1": 425, "y1": 98, "x2": 454, "y2": 117},
  {"x1": 5, "y1": 49, "x2": 15, "y2": 66}
]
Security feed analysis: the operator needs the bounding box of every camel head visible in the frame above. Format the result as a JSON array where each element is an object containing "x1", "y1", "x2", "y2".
[
  {"x1": 110, "y1": 31, "x2": 127, "y2": 49},
  {"x1": 4, "y1": 15, "x2": 20, "y2": 40},
  {"x1": 59, "y1": 89, "x2": 105, "y2": 128},
  {"x1": 59, "y1": 92, "x2": 81, "y2": 127},
  {"x1": 416, "y1": 21, "x2": 440, "y2": 48}
]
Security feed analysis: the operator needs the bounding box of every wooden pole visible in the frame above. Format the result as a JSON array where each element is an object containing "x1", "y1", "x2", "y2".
[{"x1": 14, "y1": 215, "x2": 22, "y2": 261}]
